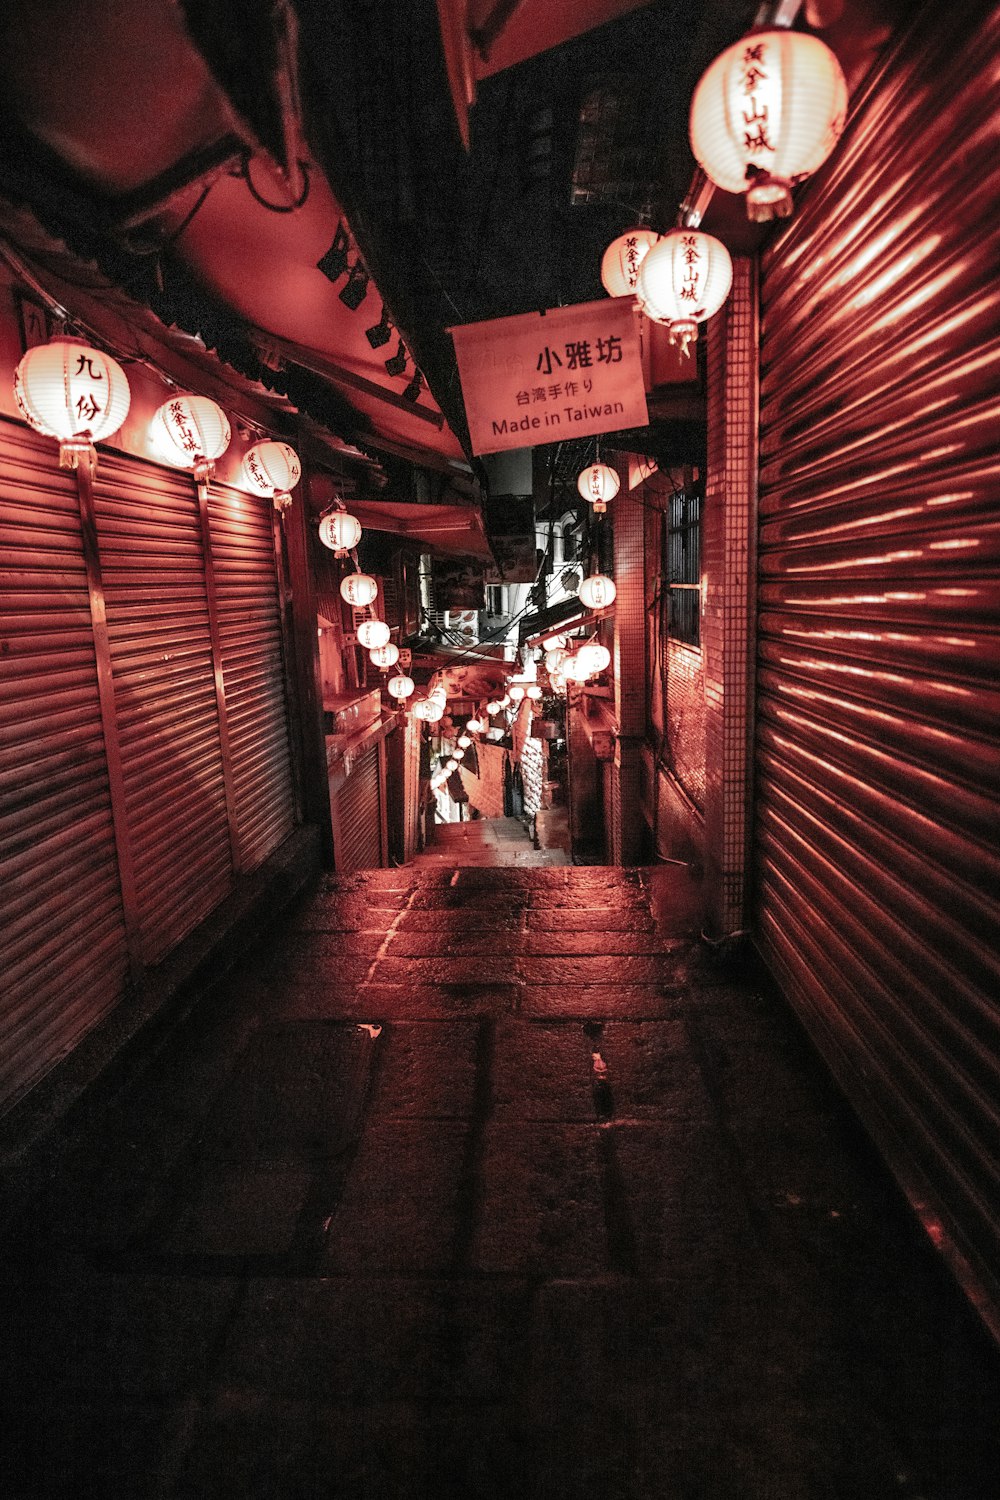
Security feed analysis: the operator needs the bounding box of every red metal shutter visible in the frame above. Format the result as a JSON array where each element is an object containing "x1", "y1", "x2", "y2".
[
  {"x1": 207, "y1": 481, "x2": 296, "y2": 870},
  {"x1": 754, "y1": 3, "x2": 1000, "y2": 1321},
  {"x1": 92, "y1": 455, "x2": 233, "y2": 965},
  {"x1": 333, "y1": 745, "x2": 383, "y2": 872},
  {"x1": 0, "y1": 421, "x2": 129, "y2": 1110}
]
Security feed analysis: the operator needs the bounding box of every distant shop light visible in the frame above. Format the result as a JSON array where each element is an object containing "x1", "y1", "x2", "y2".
[
  {"x1": 357, "y1": 618, "x2": 391, "y2": 650},
  {"x1": 340, "y1": 572, "x2": 378, "y2": 607},
  {"x1": 577, "y1": 461, "x2": 620, "y2": 514},
  {"x1": 150, "y1": 394, "x2": 231, "y2": 479},
  {"x1": 14, "y1": 339, "x2": 132, "y2": 467},
  {"x1": 319, "y1": 510, "x2": 363, "y2": 556},
  {"x1": 578, "y1": 573, "x2": 616, "y2": 611},
  {"x1": 690, "y1": 29, "x2": 847, "y2": 222},
  {"x1": 241, "y1": 441, "x2": 301, "y2": 511},
  {"x1": 600, "y1": 228, "x2": 659, "y2": 298},
  {"x1": 637, "y1": 230, "x2": 733, "y2": 355}
]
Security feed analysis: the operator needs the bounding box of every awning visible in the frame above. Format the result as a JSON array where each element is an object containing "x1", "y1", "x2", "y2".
[
  {"x1": 520, "y1": 595, "x2": 608, "y2": 646},
  {"x1": 313, "y1": 488, "x2": 493, "y2": 560}
]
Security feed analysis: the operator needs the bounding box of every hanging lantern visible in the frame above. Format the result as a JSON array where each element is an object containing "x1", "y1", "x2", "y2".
[
  {"x1": 561, "y1": 652, "x2": 588, "y2": 682},
  {"x1": 637, "y1": 230, "x2": 733, "y2": 354},
  {"x1": 387, "y1": 674, "x2": 415, "y2": 701},
  {"x1": 600, "y1": 228, "x2": 660, "y2": 297},
  {"x1": 369, "y1": 642, "x2": 400, "y2": 670},
  {"x1": 445, "y1": 757, "x2": 459, "y2": 771},
  {"x1": 357, "y1": 618, "x2": 391, "y2": 650},
  {"x1": 578, "y1": 573, "x2": 617, "y2": 611},
  {"x1": 413, "y1": 697, "x2": 445, "y2": 722},
  {"x1": 466, "y1": 718, "x2": 484, "y2": 734},
  {"x1": 541, "y1": 634, "x2": 565, "y2": 651},
  {"x1": 318, "y1": 511, "x2": 363, "y2": 556},
  {"x1": 453, "y1": 747, "x2": 466, "y2": 760},
  {"x1": 499, "y1": 695, "x2": 511, "y2": 709},
  {"x1": 576, "y1": 462, "x2": 620, "y2": 515},
  {"x1": 486, "y1": 700, "x2": 501, "y2": 715},
  {"x1": 508, "y1": 685, "x2": 526, "y2": 702},
  {"x1": 690, "y1": 29, "x2": 848, "y2": 222},
  {"x1": 14, "y1": 340, "x2": 132, "y2": 467},
  {"x1": 457, "y1": 733, "x2": 472, "y2": 748},
  {"x1": 526, "y1": 684, "x2": 544, "y2": 700},
  {"x1": 241, "y1": 441, "x2": 301, "y2": 510},
  {"x1": 545, "y1": 647, "x2": 568, "y2": 676},
  {"x1": 550, "y1": 674, "x2": 566, "y2": 695},
  {"x1": 150, "y1": 394, "x2": 231, "y2": 478},
  {"x1": 575, "y1": 642, "x2": 612, "y2": 677},
  {"x1": 340, "y1": 572, "x2": 378, "y2": 607}
]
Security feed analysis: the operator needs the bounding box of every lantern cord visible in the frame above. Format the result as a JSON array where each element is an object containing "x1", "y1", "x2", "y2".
[{"x1": 232, "y1": 151, "x2": 311, "y2": 213}]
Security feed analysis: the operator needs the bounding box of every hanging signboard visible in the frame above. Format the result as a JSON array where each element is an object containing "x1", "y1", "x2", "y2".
[{"x1": 450, "y1": 299, "x2": 649, "y2": 457}]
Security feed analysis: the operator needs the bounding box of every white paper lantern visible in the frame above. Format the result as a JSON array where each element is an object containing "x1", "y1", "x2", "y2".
[
  {"x1": 545, "y1": 648, "x2": 568, "y2": 676},
  {"x1": 526, "y1": 684, "x2": 544, "y2": 700},
  {"x1": 486, "y1": 701, "x2": 501, "y2": 715},
  {"x1": 575, "y1": 642, "x2": 611, "y2": 677},
  {"x1": 445, "y1": 757, "x2": 459, "y2": 771},
  {"x1": 388, "y1": 675, "x2": 415, "y2": 701},
  {"x1": 151, "y1": 394, "x2": 231, "y2": 473},
  {"x1": 318, "y1": 511, "x2": 363, "y2": 555},
  {"x1": 600, "y1": 228, "x2": 660, "y2": 297},
  {"x1": 14, "y1": 341, "x2": 132, "y2": 460},
  {"x1": 357, "y1": 618, "x2": 391, "y2": 650},
  {"x1": 690, "y1": 29, "x2": 848, "y2": 221},
  {"x1": 340, "y1": 573, "x2": 378, "y2": 607},
  {"x1": 578, "y1": 573, "x2": 617, "y2": 611},
  {"x1": 508, "y1": 685, "x2": 526, "y2": 702},
  {"x1": 576, "y1": 462, "x2": 620, "y2": 514},
  {"x1": 369, "y1": 642, "x2": 400, "y2": 669},
  {"x1": 457, "y1": 733, "x2": 472, "y2": 748},
  {"x1": 414, "y1": 697, "x2": 444, "y2": 722},
  {"x1": 453, "y1": 747, "x2": 466, "y2": 760},
  {"x1": 637, "y1": 230, "x2": 733, "y2": 353},
  {"x1": 466, "y1": 718, "x2": 484, "y2": 734},
  {"x1": 241, "y1": 441, "x2": 301, "y2": 504},
  {"x1": 561, "y1": 652, "x2": 588, "y2": 682}
]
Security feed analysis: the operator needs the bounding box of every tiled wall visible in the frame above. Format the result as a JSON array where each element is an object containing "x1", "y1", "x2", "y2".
[
  {"x1": 611, "y1": 460, "x2": 647, "y2": 865},
  {"x1": 702, "y1": 257, "x2": 757, "y2": 936}
]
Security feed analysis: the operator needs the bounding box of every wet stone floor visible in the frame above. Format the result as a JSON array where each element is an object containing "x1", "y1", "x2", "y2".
[{"x1": 2, "y1": 865, "x2": 1000, "y2": 1498}]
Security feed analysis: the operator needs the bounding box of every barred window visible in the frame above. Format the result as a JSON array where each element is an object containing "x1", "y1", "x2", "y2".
[{"x1": 664, "y1": 487, "x2": 701, "y2": 648}]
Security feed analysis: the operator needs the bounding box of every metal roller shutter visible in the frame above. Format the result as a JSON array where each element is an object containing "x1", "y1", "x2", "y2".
[
  {"x1": 333, "y1": 745, "x2": 382, "y2": 873},
  {"x1": 754, "y1": 1, "x2": 1000, "y2": 1321},
  {"x1": 207, "y1": 481, "x2": 296, "y2": 870},
  {"x1": 0, "y1": 421, "x2": 129, "y2": 1110},
  {"x1": 92, "y1": 455, "x2": 233, "y2": 965}
]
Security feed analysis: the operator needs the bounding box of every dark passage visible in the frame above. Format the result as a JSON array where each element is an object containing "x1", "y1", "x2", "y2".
[{"x1": 2, "y1": 866, "x2": 999, "y2": 1498}]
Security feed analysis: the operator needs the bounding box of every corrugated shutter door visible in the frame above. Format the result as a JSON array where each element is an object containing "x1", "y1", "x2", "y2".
[
  {"x1": 92, "y1": 456, "x2": 233, "y2": 965},
  {"x1": 754, "y1": 3, "x2": 1000, "y2": 1313},
  {"x1": 334, "y1": 746, "x2": 382, "y2": 873},
  {"x1": 0, "y1": 421, "x2": 129, "y2": 1109},
  {"x1": 208, "y1": 482, "x2": 296, "y2": 870}
]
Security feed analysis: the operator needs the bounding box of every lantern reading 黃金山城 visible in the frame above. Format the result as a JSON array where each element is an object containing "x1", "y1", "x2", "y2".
[
  {"x1": 369, "y1": 642, "x2": 400, "y2": 670},
  {"x1": 356, "y1": 618, "x2": 390, "y2": 650},
  {"x1": 241, "y1": 441, "x2": 301, "y2": 509},
  {"x1": 340, "y1": 573, "x2": 378, "y2": 608},
  {"x1": 151, "y1": 394, "x2": 231, "y2": 477},
  {"x1": 637, "y1": 230, "x2": 733, "y2": 354},
  {"x1": 576, "y1": 462, "x2": 620, "y2": 515},
  {"x1": 578, "y1": 573, "x2": 617, "y2": 611},
  {"x1": 318, "y1": 511, "x2": 362, "y2": 555},
  {"x1": 689, "y1": 29, "x2": 848, "y2": 221},
  {"x1": 575, "y1": 642, "x2": 611, "y2": 677},
  {"x1": 387, "y1": 675, "x2": 415, "y2": 701},
  {"x1": 600, "y1": 228, "x2": 660, "y2": 298}
]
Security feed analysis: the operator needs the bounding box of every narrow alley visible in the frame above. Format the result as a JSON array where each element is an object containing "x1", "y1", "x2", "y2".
[{"x1": 3, "y1": 857, "x2": 999, "y2": 1499}]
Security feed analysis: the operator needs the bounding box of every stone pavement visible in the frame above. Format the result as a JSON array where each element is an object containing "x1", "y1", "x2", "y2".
[{"x1": 2, "y1": 865, "x2": 1000, "y2": 1498}]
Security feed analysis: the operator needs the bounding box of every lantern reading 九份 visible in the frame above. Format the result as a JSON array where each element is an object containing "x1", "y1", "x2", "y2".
[
  {"x1": 689, "y1": 29, "x2": 847, "y2": 221},
  {"x1": 14, "y1": 340, "x2": 131, "y2": 465},
  {"x1": 637, "y1": 230, "x2": 733, "y2": 354}
]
